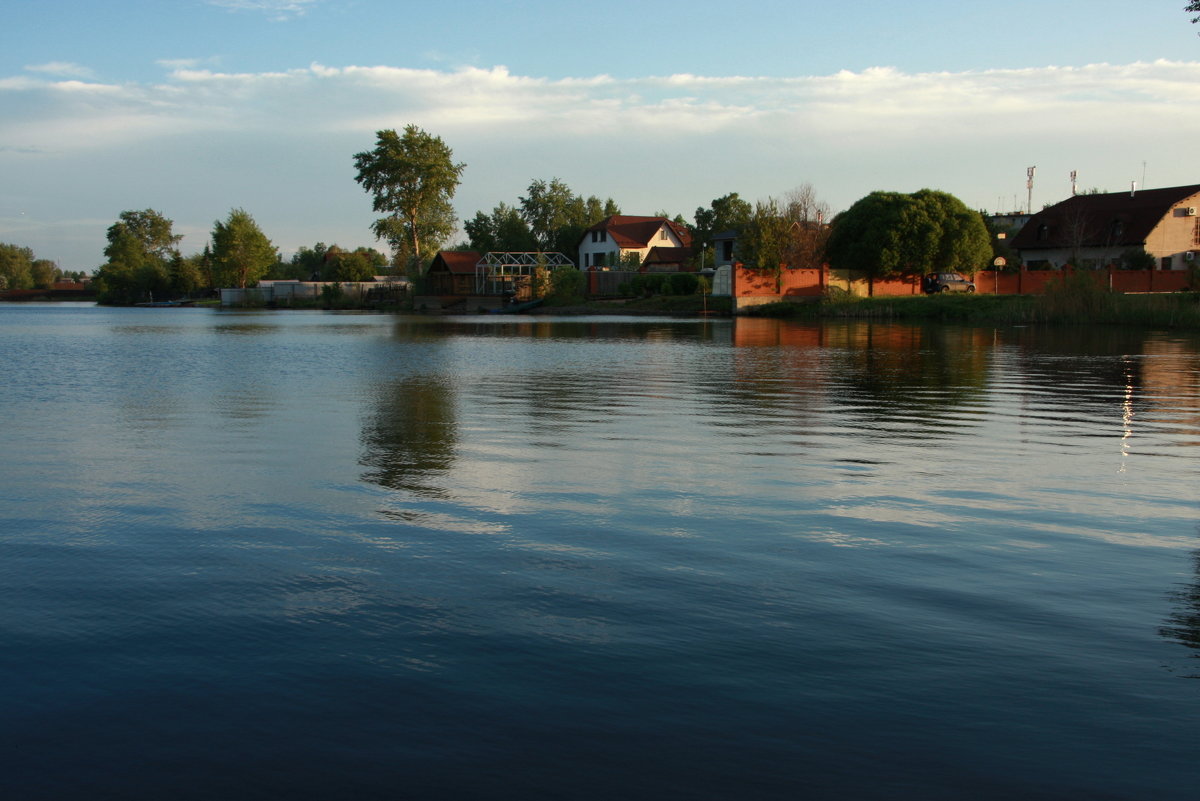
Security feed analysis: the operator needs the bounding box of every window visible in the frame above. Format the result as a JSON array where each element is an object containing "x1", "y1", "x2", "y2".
[
  {"x1": 659, "y1": 228, "x2": 669, "y2": 241},
  {"x1": 1036, "y1": 224, "x2": 1049, "y2": 241},
  {"x1": 1161, "y1": 256, "x2": 1173, "y2": 270},
  {"x1": 722, "y1": 241, "x2": 734, "y2": 262}
]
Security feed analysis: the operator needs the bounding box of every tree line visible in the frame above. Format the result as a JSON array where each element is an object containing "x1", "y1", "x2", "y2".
[
  {"x1": 0, "y1": 243, "x2": 88, "y2": 291},
  {"x1": 13, "y1": 123, "x2": 1021, "y2": 305},
  {"x1": 352, "y1": 126, "x2": 1009, "y2": 287},
  {"x1": 90, "y1": 208, "x2": 389, "y2": 305}
]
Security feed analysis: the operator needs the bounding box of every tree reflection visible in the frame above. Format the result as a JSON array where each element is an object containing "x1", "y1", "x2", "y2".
[
  {"x1": 798, "y1": 323, "x2": 992, "y2": 440},
  {"x1": 1162, "y1": 539, "x2": 1200, "y2": 678},
  {"x1": 359, "y1": 376, "x2": 457, "y2": 499}
]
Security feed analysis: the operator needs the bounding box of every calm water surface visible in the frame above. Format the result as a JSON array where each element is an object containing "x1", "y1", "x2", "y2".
[{"x1": 2, "y1": 303, "x2": 1199, "y2": 800}]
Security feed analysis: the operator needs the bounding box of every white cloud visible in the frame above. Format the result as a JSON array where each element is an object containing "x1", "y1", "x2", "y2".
[
  {"x1": 207, "y1": 0, "x2": 323, "y2": 19},
  {"x1": 24, "y1": 62, "x2": 95, "y2": 78},
  {"x1": 156, "y1": 57, "x2": 223, "y2": 71}
]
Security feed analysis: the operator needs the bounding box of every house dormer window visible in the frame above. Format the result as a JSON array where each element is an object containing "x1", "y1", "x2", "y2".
[
  {"x1": 1111, "y1": 219, "x2": 1123, "y2": 238},
  {"x1": 1036, "y1": 223, "x2": 1049, "y2": 241}
]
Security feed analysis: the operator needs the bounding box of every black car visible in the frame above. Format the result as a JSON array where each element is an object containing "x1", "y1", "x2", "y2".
[{"x1": 922, "y1": 272, "x2": 976, "y2": 293}]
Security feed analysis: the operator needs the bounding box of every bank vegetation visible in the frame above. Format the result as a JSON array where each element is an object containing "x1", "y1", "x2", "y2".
[{"x1": 744, "y1": 273, "x2": 1200, "y2": 329}]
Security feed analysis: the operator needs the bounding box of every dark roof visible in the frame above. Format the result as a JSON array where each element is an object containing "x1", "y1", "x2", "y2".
[
  {"x1": 642, "y1": 246, "x2": 693, "y2": 267},
  {"x1": 580, "y1": 215, "x2": 693, "y2": 249},
  {"x1": 428, "y1": 251, "x2": 480, "y2": 275},
  {"x1": 1012, "y1": 184, "x2": 1200, "y2": 250}
]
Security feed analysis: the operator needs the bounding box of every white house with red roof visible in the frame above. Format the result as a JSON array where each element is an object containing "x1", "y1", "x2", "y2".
[{"x1": 577, "y1": 215, "x2": 693, "y2": 271}]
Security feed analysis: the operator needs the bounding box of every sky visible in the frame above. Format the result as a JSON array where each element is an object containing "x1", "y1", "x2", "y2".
[{"x1": 4, "y1": 0, "x2": 1200, "y2": 270}]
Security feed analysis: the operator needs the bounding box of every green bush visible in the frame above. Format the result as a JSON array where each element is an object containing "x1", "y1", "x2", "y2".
[
  {"x1": 630, "y1": 274, "x2": 666, "y2": 297},
  {"x1": 544, "y1": 266, "x2": 585, "y2": 306},
  {"x1": 321, "y1": 282, "x2": 345, "y2": 308},
  {"x1": 666, "y1": 272, "x2": 699, "y2": 295}
]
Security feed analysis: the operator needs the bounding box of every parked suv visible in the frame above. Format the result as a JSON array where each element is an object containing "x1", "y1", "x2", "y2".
[{"x1": 922, "y1": 272, "x2": 976, "y2": 293}]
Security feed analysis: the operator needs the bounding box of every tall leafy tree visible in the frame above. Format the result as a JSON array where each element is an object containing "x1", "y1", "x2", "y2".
[
  {"x1": 825, "y1": 189, "x2": 990, "y2": 294},
  {"x1": 734, "y1": 184, "x2": 830, "y2": 274},
  {"x1": 283, "y1": 242, "x2": 331, "y2": 280},
  {"x1": 31, "y1": 259, "x2": 59, "y2": 289},
  {"x1": 353, "y1": 126, "x2": 465, "y2": 273},
  {"x1": 736, "y1": 198, "x2": 792, "y2": 276},
  {"x1": 911, "y1": 189, "x2": 991, "y2": 272},
  {"x1": 1189, "y1": 1, "x2": 1200, "y2": 24},
  {"x1": 465, "y1": 202, "x2": 538, "y2": 253},
  {"x1": 0, "y1": 243, "x2": 35, "y2": 290},
  {"x1": 110, "y1": 209, "x2": 182, "y2": 259},
  {"x1": 519, "y1": 178, "x2": 579, "y2": 251},
  {"x1": 94, "y1": 209, "x2": 181, "y2": 304},
  {"x1": 518, "y1": 178, "x2": 619, "y2": 258},
  {"x1": 210, "y1": 208, "x2": 276, "y2": 289},
  {"x1": 693, "y1": 192, "x2": 753, "y2": 249},
  {"x1": 169, "y1": 253, "x2": 204, "y2": 296}
]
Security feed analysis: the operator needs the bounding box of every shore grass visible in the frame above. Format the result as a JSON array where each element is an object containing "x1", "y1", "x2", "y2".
[{"x1": 745, "y1": 289, "x2": 1200, "y2": 329}]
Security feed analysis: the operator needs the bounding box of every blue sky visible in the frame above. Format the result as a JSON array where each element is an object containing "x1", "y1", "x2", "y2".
[{"x1": 4, "y1": 0, "x2": 1200, "y2": 269}]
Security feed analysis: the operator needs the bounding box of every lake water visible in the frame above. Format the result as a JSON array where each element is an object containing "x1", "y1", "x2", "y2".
[{"x1": 2, "y1": 303, "x2": 1199, "y2": 800}]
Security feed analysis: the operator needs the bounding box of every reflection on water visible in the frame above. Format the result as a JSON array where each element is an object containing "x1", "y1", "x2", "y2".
[
  {"x1": 3, "y1": 305, "x2": 1200, "y2": 800},
  {"x1": 360, "y1": 376, "x2": 458, "y2": 501},
  {"x1": 1163, "y1": 538, "x2": 1200, "y2": 678}
]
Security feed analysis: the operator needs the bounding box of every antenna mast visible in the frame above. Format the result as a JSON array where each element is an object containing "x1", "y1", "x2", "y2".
[
  {"x1": 1026, "y1": 166, "x2": 1036, "y2": 213},
  {"x1": 1070, "y1": 170, "x2": 1077, "y2": 196}
]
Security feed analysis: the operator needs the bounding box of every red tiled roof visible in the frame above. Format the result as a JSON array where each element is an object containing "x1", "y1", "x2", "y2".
[
  {"x1": 1011, "y1": 184, "x2": 1200, "y2": 250},
  {"x1": 580, "y1": 215, "x2": 693, "y2": 249}
]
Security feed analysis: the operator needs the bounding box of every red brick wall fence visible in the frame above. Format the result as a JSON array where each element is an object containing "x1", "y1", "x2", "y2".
[{"x1": 734, "y1": 265, "x2": 1192, "y2": 310}]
